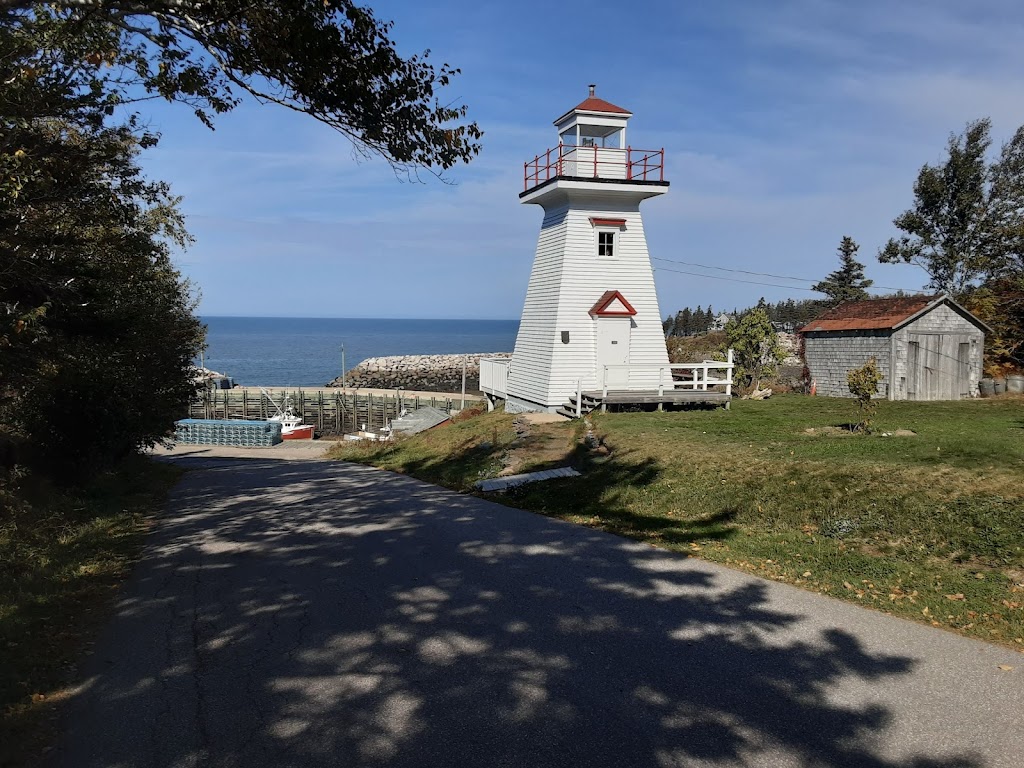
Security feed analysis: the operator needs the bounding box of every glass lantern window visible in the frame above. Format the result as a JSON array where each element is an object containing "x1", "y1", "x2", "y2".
[{"x1": 579, "y1": 126, "x2": 624, "y2": 148}]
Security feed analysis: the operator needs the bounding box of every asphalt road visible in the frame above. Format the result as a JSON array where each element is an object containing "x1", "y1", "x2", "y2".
[{"x1": 52, "y1": 453, "x2": 1023, "y2": 767}]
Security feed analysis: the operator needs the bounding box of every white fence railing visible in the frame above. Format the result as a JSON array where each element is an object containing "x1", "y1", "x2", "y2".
[
  {"x1": 600, "y1": 349, "x2": 735, "y2": 399},
  {"x1": 480, "y1": 357, "x2": 510, "y2": 397},
  {"x1": 478, "y1": 350, "x2": 734, "y2": 409}
]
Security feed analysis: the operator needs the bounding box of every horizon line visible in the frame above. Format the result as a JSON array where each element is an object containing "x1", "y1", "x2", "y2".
[{"x1": 200, "y1": 315, "x2": 521, "y2": 322}]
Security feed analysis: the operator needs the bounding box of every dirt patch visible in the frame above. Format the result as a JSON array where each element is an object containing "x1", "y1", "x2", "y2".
[
  {"x1": 801, "y1": 427, "x2": 917, "y2": 438},
  {"x1": 517, "y1": 412, "x2": 568, "y2": 425},
  {"x1": 802, "y1": 426, "x2": 853, "y2": 437},
  {"x1": 498, "y1": 417, "x2": 578, "y2": 476},
  {"x1": 1004, "y1": 568, "x2": 1024, "y2": 586}
]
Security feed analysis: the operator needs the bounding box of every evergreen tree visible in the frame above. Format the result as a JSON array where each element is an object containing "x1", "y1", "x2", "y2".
[
  {"x1": 673, "y1": 308, "x2": 691, "y2": 337},
  {"x1": 694, "y1": 306, "x2": 707, "y2": 334},
  {"x1": 1, "y1": 29, "x2": 205, "y2": 478},
  {"x1": 784, "y1": 299, "x2": 797, "y2": 325},
  {"x1": 814, "y1": 237, "x2": 873, "y2": 304}
]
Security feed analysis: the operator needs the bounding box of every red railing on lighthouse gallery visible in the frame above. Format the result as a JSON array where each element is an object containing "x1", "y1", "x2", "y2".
[{"x1": 523, "y1": 145, "x2": 665, "y2": 190}]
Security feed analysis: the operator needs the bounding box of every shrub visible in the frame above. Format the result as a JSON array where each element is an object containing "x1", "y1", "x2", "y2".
[
  {"x1": 847, "y1": 358, "x2": 882, "y2": 432},
  {"x1": 725, "y1": 309, "x2": 784, "y2": 390}
]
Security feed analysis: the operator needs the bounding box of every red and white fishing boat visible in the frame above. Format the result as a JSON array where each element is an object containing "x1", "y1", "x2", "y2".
[{"x1": 261, "y1": 388, "x2": 316, "y2": 440}]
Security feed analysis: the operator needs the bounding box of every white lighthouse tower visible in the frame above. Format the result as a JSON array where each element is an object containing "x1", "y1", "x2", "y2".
[{"x1": 503, "y1": 86, "x2": 671, "y2": 414}]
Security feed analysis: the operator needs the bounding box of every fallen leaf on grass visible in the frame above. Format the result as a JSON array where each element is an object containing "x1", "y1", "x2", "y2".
[
  {"x1": 945, "y1": 593, "x2": 965, "y2": 601},
  {"x1": 802, "y1": 571, "x2": 812, "y2": 577},
  {"x1": 843, "y1": 581, "x2": 854, "y2": 590},
  {"x1": 997, "y1": 665, "x2": 1014, "y2": 671}
]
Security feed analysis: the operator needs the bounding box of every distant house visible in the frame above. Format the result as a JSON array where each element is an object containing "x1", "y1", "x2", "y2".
[
  {"x1": 800, "y1": 296, "x2": 990, "y2": 401},
  {"x1": 710, "y1": 312, "x2": 733, "y2": 332}
]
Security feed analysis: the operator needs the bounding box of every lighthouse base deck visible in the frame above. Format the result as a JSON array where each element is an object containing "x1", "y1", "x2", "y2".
[
  {"x1": 584, "y1": 390, "x2": 730, "y2": 406},
  {"x1": 554, "y1": 389, "x2": 731, "y2": 418}
]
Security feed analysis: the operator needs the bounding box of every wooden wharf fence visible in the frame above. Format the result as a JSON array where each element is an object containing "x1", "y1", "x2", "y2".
[{"x1": 189, "y1": 389, "x2": 473, "y2": 436}]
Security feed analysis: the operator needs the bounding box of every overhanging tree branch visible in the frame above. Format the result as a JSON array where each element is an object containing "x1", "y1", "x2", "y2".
[{"x1": 4, "y1": 1, "x2": 482, "y2": 174}]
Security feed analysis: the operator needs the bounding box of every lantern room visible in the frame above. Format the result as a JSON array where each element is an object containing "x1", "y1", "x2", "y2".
[
  {"x1": 555, "y1": 84, "x2": 631, "y2": 149},
  {"x1": 524, "y1": 85, "x2": 665, "y2": 191}
]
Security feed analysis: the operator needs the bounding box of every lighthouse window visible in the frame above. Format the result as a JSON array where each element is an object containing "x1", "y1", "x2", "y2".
[{"x1": 598, "y1": 231, "x2": 615, "y2": 257}]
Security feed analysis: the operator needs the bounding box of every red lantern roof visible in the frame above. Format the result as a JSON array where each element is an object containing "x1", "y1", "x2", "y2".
[
  {"x1": 554, "y1": 86, "x2": 632, "y2": 125},
  {"x1": 571, "y1": 96, "x2": 631, "y2": 115}
]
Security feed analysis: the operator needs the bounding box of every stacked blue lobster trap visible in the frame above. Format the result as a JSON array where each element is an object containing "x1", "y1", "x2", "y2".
[{"x1": 174, "y1": 419, "x2": 283, "y2": 447}]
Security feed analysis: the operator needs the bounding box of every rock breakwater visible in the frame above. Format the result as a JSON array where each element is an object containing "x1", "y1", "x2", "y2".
[{"x1": 326, "y1": 353, "x2": 512, "y2": 394}]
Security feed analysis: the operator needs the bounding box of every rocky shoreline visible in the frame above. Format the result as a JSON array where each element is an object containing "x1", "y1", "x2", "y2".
[{"x1": 326, "y1": 353, "x2": 511, "y2": 394}]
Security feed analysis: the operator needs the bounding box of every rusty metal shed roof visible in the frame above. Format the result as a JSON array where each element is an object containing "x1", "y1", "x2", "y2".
[
  {"x1": 799, "y1": 295, "x2": 990, "y2": 334},
  {"x1": 800, "y1": 296, "x2": 936, "y2": 332}
]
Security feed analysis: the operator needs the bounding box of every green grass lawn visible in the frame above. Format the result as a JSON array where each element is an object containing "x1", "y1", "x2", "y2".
[
  {"x1": 330, "y1": 395, "x2": 1024, "y2": 649},
  {"x1": 0, "y1": 456, "x2": 179, "y2": 766}
]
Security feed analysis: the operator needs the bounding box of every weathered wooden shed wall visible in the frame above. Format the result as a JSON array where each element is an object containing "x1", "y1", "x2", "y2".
[
  {"x1": 802, "y1": 300, "x2": 986, "y2": 401},
  {"x1": 803, "y1": 330, "x2": 893, "y2": 398},
  {"x1": 890, "y1": 304, "x2": 984, "y2": 400}
]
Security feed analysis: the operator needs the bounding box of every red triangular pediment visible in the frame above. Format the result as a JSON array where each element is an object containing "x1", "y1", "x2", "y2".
[{"x1": 589, "y1": 290, "x2": 637, "y2": 317}]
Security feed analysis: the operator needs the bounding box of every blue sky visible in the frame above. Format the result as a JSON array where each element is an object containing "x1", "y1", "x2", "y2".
[{"x1": 139, "y1": 0, "x2": 1024, "y2": 319}]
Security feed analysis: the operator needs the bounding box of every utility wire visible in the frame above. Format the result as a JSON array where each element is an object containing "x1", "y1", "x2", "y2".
[
  {"x1": 654, "y1": 257, "x2": 821, "y2": 283},
  {"x1": 653, "y1": 265, "x2": 821, "y2": 292},
  {"x1": 652, "y1": 256, "x2": 921, "y2": 293}
]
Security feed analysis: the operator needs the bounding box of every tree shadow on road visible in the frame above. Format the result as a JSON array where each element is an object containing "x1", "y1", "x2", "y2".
[{"x1": 46, "y1": 458, "x2": 992, "y2": 768}]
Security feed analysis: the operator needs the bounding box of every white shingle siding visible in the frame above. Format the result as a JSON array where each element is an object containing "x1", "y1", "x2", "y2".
[
  {"x1": 507, "y1": 193, "x2": 669, "y2": 410},
  {"x1": 802, "y1": 301, "x2": 985, "y2": 401}
]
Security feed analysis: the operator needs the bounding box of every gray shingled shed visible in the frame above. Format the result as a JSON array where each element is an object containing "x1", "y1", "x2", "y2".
[{"x1": 800, "y1": 296, "x2": 990, "y2": 401}]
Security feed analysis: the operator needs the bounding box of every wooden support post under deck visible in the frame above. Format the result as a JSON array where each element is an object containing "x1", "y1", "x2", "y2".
[{"x1": 726, "y1": 348, "x2": 734, "y2": 399}]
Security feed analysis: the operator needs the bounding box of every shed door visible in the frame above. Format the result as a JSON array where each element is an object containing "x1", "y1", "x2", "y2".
[
  {"x1": 907, "y1": 340, "x2": 920, "y2": 400},
  {"x1": 907, "y1": 334, "x2": 972, "y2": 400},
  {"x1": 597, "y1": 317, "x2": 631, "y2": 388}
]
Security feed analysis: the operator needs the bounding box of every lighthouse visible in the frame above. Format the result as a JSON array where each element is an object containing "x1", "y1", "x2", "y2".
[{"x1": 503, "y1": 86, "x2": 671, "y2": 414}]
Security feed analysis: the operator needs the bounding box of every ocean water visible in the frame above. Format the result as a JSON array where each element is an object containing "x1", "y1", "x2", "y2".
[{"x1": 200, "y1": 317, "x2": 519, "y2": 387}]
